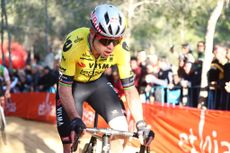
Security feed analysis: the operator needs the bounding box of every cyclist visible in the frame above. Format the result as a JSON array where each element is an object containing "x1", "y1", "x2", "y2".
[
  {"x1": 0, "y1": 64, "x2": 11, "y2": 108},
  {"x1": 56, "y1": 4, "x2": 154, "y2": 153}
]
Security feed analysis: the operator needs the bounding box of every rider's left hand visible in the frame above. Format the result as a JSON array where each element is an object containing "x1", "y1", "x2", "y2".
[{"x1": 136, "y1": 120, "x2": 155, "y2": 146}]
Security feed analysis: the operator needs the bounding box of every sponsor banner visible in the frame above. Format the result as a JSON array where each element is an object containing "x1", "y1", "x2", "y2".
[
  {"x1": 5, "y1": 92, "x2": 56, "y2": 123},
  {"x1": 141, "y1": 103, "x2": 230, "y2": 153},
  {"x1": 5, "y1": 93, "x2": 230, "y2": 152},
  {"x1": 78, "y1": 102, "x2": 230, "y2": 153}
]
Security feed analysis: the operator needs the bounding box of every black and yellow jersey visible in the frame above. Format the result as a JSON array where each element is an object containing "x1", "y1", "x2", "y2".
[{"x1": 59, "y1": 27, "x2": 134, "y2": 89}]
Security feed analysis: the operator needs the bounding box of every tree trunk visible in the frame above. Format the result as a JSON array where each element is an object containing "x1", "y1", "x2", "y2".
[
  {"x1": 198, "y1": 0, "x2": 225, "y2": 109},
  {"x1": 1, "y1": 0, "x2": 12, "y2": 71},
  {"x1": 1, "y1": 0, "x2": 5, "y2": 65}
]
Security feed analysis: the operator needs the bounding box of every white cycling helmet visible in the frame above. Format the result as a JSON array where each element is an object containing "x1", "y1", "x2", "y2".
[{"x1": 90, "y1": 4, "x2": 126, "y2": 38}]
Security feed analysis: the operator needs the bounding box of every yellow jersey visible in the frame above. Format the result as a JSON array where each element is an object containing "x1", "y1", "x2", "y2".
[{"x1": 59, "y1": 27, "x2": 134, "y2": 88}]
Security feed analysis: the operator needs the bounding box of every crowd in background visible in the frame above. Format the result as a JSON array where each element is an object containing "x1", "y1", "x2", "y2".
[
  {"x1": 5, "y1": 41, "x2": 230, "y2": 111},
  {"x1": 106, "y1": 41, "x2": 230, "y2": 111}
]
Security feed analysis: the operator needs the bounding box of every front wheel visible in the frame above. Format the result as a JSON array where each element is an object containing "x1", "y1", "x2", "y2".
[{"x1": 82, "y1": 143, "x2": 94, "y2": 153}]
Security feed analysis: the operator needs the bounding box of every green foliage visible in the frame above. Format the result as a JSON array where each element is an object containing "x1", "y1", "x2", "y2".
[{"x1": 1, "y1": 0, "x2": 230, "y2": 58}]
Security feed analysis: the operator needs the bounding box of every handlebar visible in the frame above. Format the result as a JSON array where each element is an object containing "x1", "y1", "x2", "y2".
[
  {"x1": 71, "y1": 127, "x2": 139, "y2": 152},
  {"x1": 85, "y1": 127, "x2": 138, "y2": 138}
]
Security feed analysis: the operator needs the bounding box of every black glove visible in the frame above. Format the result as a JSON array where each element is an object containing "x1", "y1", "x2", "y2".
[
  {"x1": 136, "y1": 120, "x2": 155, "y2": 146},
  {"x1": 70, "y1": 117, "x2": 86, "y2": 136}
]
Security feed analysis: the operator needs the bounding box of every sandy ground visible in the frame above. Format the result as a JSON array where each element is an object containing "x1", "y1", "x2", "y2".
[
  {"x1": 0, "y1": 116, "x2": 140, "y2": 153},
  {"x1": 0, "y1": 116, "x2": 62, "y2": 153}
]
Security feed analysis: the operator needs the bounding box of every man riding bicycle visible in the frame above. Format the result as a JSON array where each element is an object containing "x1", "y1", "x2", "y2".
[
  {"x1": 56, "y1": 4, "x2": 154, "y2": 153},
  {"x1": 0, "y1": 64, "x2": 11, "y2": 108}
]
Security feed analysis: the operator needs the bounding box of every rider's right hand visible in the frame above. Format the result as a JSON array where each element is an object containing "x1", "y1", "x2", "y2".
[{"x1": 70, "y1": 117, "x2": 86, "y2": 136}]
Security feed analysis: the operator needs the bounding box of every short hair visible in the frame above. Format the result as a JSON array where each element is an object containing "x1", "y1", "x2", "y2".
[{"x1": 131, "y1": 56, "x2": 138, "y2": 61}]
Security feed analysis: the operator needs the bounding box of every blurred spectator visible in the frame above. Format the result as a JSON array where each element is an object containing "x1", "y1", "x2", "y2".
[
  {"x1": 154, "y1": 56, "x2": 173, "y2": 103},
  {"x1": 167, "y1": 71, "x2": 182, "y2": 105},
  {"x1": 15, "y1": 69, "x2": 31, "y2": 92},
  {"x1": 207, "y1": 45, "x2": 227, "y2": 109},
  {"x1": 182, "y1": 43, "x2": 194, "y2": 56},
  {"x1": 37, "y1": 66, "x2": 59, "y2": 93},
  {"x1": 158, "y1": 56, "x2": 173, "y2": 84},
  {"x1": 43, "y1": 46, "x2": 55, "y2": 69},
  {"x1": 223, "y1": 48, "x2": 230, "y2": 109},
  {"x1": 136, "y1": 51, "x2": 148, "y2": 94},
  {"x1": 146, "y1": 54, "x2": 159, "y2": 73},
  {"x1": 137, "y1": 50, "x2": 147, "y2": 67},
  {"x1": 31, "y1": 65, "x2": 43, "y2": 91},
  {"x1": 141, "y1": 62, "x2": 165, "y2": 103},
  {"x1": 180, "y1": 43, "x2": 195, "y2": 66},
  {"x1": 194, "y1": 41, "x2": 205, "y2": 63},
  {"x1": 130, "y1": 56, "x2": 142, "y2": 90},
  {"x1": 183, "y1": 55, "x2": 202, "y2": 107},
  {"x1": 9, "y1": 70, "x2": 20, "y2": 93},
  {"x1": 177, "y1": 54, "x2": 187, "y2": 79}
]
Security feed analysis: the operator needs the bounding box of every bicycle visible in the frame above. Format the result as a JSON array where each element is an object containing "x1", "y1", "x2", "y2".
[{"x1": 71, "y1": 127, "x2": 150, "y2": 153}]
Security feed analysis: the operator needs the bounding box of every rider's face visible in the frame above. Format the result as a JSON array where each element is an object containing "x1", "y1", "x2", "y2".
[{"x1": 92, "y1": 33, "x2": 121, "y2": 58}]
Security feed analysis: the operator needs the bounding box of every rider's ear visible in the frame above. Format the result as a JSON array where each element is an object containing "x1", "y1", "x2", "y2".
[{"x1": 90, "y1": 28, "x2": 96, "y2": 37}]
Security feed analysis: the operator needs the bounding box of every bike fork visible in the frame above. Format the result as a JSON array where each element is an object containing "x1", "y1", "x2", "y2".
[
  {"x1": 102, "y1": 134, "x2": 111, "y2": 153},
  {"x1": 139, "y1": 145, "x2": 150, "y2": 153},
  {"x1": 86, "y1": 135, "x2": 97, "y2": 152}
]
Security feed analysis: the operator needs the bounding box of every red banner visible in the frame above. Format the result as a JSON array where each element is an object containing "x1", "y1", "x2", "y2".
[
  {"x1": 6, "y1": 92, "x2": 56, "y2": 123},
  {"x1": 141, "y1": 103, "x2": 230, "y2": 153},
  {"x1": 5, "y1": 93, "x2": 230, "y2": 152}
]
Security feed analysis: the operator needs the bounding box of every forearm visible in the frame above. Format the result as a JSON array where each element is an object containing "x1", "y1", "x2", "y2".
[
  {"x1": 58, "y1": 85, "x2": 80, "y2": 120},
  {"x1": 124, "y1": 86, "x2": 144, "y2": 122},
  {"x1": 5, "y1": 81, "x2": 11, "y2": 92}
]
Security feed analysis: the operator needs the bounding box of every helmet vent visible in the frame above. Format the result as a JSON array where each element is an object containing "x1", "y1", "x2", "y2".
[
  {"x1": 108, "y1": 25, "x2": 113, "y2": 35},
  {"x1": 99, "y1": 23, "x2": 106, "y2": 34},
  {"x1": 119, "y1": 15, "x2": 122, "y2": 25},
  {"x1": 120, "y1": 27, "x2": 125, "y2": 35},
  {"x1": 104, "y1": 12, "x2": 110, "y2": 24},
  {"x1": 116, "y1": 26, "x2": 120, "y2": 35}
]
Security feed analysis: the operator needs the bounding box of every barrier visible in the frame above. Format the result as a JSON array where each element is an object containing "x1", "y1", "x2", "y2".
[
  {"x1": 5, "y1": 92, "x2": 230, "y2": 152},
  {"x1": 5, "y1": 92, "x2": 56, "y2": 123}
]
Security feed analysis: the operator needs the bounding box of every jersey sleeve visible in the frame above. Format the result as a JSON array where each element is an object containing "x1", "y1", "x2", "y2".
[
  {"x1": 115, "y1": 41, "x2": 135, "y2": 89},
  {"x1": 59, "y1": 33, "x2": 76, "y2": 86}
]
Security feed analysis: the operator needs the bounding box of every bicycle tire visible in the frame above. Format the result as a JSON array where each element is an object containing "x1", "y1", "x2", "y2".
[
  {"x1": 83, "y1": 143, "x2": 94, "y2": 153},
  {"x1": 0, "y1": 106, "x2": 6, "y2": 132}
]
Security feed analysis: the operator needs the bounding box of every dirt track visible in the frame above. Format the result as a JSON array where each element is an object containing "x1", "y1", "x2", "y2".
[
  {"x1": 0, "y1": 116, "x2": 62, "y2": 153},
  {"x1": 0, "y1": 117, "x2": 140, "y2": 153}
]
